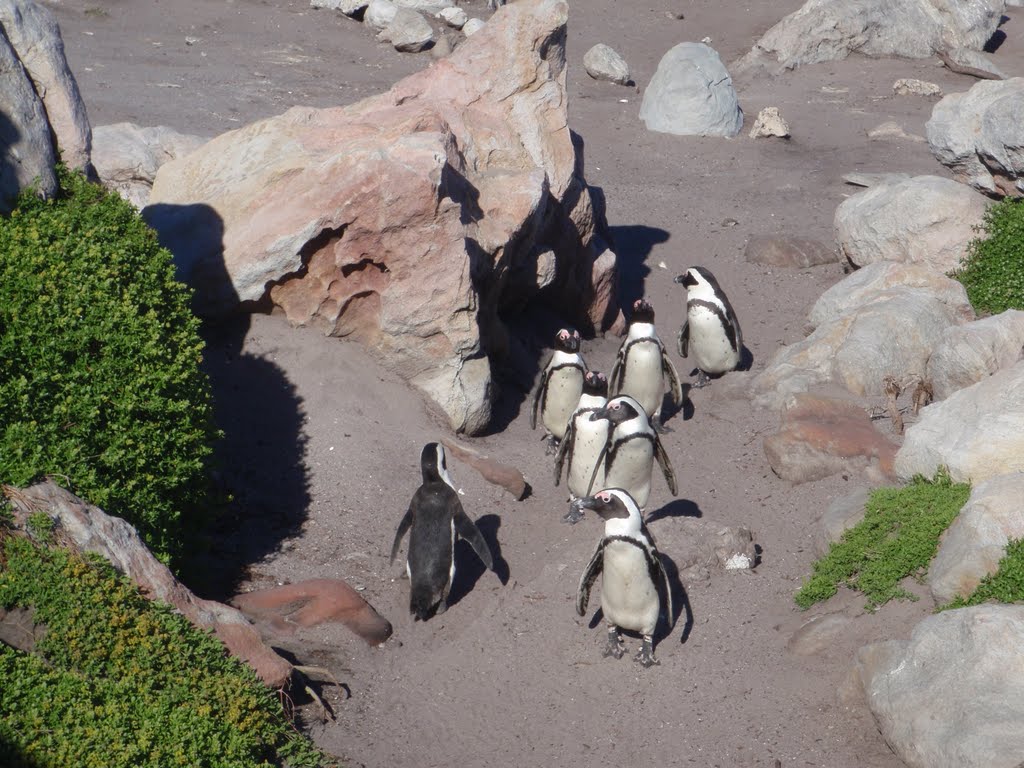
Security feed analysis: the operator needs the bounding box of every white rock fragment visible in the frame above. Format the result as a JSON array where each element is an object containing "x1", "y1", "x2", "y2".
[
  {"x1": 583, "y1": 43, "x2": 631, "y2": 86},
  {"x1": 437, "y1": 6, "x2": 467, "y2": 28},
  {"x1": 893, "y1": 78, "x2": 943, "y2": 97},
  {"x1": 749, "y1": 106, "x2": 790, "y2": 138}
]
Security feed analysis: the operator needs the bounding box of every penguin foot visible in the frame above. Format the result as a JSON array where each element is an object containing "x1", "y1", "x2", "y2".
[
  {"x1": 635, "y1": 636, "x2": 659, "y2": 668},
  {"x1": 692, "y1": 370, "x2": 711, "y2": 389},
  {"x1": 544, "y1": 435, "x2": 559, "y2": 456},
  {"x1": 434, "y1": 599, "x2": 448, "y2": 616},
  {"x1": 602, "y1": 627, "x2": 625, "y2": 659}
]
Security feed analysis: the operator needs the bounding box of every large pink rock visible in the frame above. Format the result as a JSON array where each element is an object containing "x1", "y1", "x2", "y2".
[{"x1": 145, "y1": 0, "x2": 616, "y2": 434}]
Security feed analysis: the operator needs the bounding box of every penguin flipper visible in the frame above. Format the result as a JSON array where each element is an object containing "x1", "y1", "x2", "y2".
[
  {"x1": 584, "y1": 442, "x2": 610, "y2": 496},
  {"x1": 389, "y1": 507, "x2": 414, "y2": 564},
  {"x1": 530, "y1": 358, "x2": 552, "y2": 430},
  {"x1": 654, "y1": 436, "x2": 678, "y2": 496},
  {"x1": 453, "y1": 504, "x2": 494, "y2": 571},
  {"x1": 609, "y1": 347, "x2": 625, "y2": 395},
  {"x1": 660, "y1": 341, "x2": 684, "y2": 406},
  {"x1": 576, "y1": 542, "x2": 605, "y2": 616},
  {"x1": 553, "y1": 417, "x2": 574, "y2": 486},
  {"x1": 652, "y1": 549, "x2": 674, "y2": 631},
  {"x1": 677, "y1": 320, "x2": 689, "y2": 358}
]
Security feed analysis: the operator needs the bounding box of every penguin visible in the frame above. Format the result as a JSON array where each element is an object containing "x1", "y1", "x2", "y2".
[
  {"x1": 584, "y1": 394, "x2": 677, "y2": 513},
  {"x1": 569, "y1": 488, "x2": 673, "y2": 667},
  {"x1": 531, "y1": 328, "x2": 586, "y2": 454},
  {"x1": 554, "y1": 370, "x2": 609, "y2": 500},
  {"x1": 390, "y1": 442, "x2": 494, "y2": 620},
  {"x1": 609, "y1": 298, "x2": 683, "y2": 430},
  {"x1": 674, "y1": 266, "x2": 743, "y2": 388}
]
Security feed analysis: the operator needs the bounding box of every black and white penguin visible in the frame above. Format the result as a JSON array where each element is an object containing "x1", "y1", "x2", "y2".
[
  {"x1": 585, "y1": 394, "x2": 677, "y2": 513},
  {"x1": 570, "y1": 488, "x2": 673, "y2": 667},
  {"x1": 390, "y1": 442, "x2": 494, "y2": 620},
  {"x1": 609, "y1": 298, "x2": 683, "y2": 430},
  {"x1": 554, "y1": 370, "x2": 609, "y2": 500},
  {"x1": 674, "y1": 266, "x2": 743, "y2": 388},
  {"x1": 531, "y1": 328, "x2": 586, "y2": 454}
]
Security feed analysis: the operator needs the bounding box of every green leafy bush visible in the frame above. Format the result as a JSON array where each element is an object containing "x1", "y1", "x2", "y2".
[
  {"x1": 0, "y1": 169, "x2": 219, "y2": 562},
  {"x1": 795, "y1": 471, "x2": 971, "y2": 610},
  {"x1": 944, "y1": 538, "x2": 1024, "y2": 610},
  {"x1": 954, "y1": 197, "x2": 1024, "y2": 315},
  {"x1": 0, "y1": 534, "x2": 328, "y2": 768}
]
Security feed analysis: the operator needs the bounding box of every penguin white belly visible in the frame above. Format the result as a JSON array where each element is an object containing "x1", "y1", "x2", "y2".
[
  {"x1": 619, "y1": 342, "x2": 665, "y2": 417},
  {"x1": 567, "y1": 418, "x2": 609, "y2": 498},
  {"x1": 688, "y1": 307, "x2": 739, "y2": 374},
  {"x1": 604, "y1": 438, "x2": 654, "y2": 509},
  {"x1": 543, "y1": 368, "x2": 584, "y2": 439},
  {"x1": 600, "y1": 540, "x2": 660, "y2": 636}
]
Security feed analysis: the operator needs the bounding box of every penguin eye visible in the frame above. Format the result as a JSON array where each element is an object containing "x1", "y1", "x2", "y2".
[
  {"x1": 610, "y1": 402, "x2": 620, "y2": 410},
  {"x1": 597, "y1": 492, "x2": 611, "y2": 502},
  {"x1": 558, "y1": 330, "x2": 569, "y2": 340}
]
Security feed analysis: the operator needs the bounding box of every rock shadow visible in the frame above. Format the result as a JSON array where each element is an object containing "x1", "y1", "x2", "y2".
[
  {"x1": 446, "y1": 513, "x2": 509, "y2": 609},
  {"x1": 608, "y1": 224, "x2": 670, "y2": 308},
  {"x1": 143, "y1": 202, "x2": 312, "y2": 600}
]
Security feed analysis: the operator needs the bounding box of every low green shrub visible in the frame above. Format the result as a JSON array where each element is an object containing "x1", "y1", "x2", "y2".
[
  {"x1": 0, "y1": 534, "x2": 328, "y2": 768},
  {"x1": 944, "y1": 538, "x2": 1024, "y2": 610},
  {"x1": 795, "y1": 471, "x2": 971, "y2": 610},
  {"x1": 953, "y1": 197, "x2": 1024, "y2": 315},
  {"x1": 0, "y1": 169, "x2": 219, "y2": 563}
]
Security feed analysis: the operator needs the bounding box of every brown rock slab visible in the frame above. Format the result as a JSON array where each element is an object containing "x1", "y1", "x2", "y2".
[
  {"x1": 763, "y1": 394, "x2": 898, "y2": 484},
  {"x1": 744, "y1": 236, "x2": 839, "y2": 268},
  {"x1": 441, "y1": 438, "x2": 530, "y2": 500},
  {"x1": 233, "y1": 579, "x2": 393, "y2": 646}
]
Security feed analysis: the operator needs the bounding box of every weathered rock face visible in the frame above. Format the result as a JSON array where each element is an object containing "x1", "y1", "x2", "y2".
[
  {"x1": 927, "y1": 310, "x2": 1024, "y2": 400},
  {"x1": 0, "y1": 0, "x2": 91, "y2": 175},
  {"x1": 927, "y1": 78, "x2": 1024, "y2": 197},
  {"x1": 92, "y1": 123, "x2": 208, "y2": 209},
  {"x1": 807, "y1": 261, "x2": 974, "y2": 332},
  {"x1": 896, "y1": 360, "x2": 1024, "y2": 484},
  {"x1": 639, "y1": 43, "x2": 743, "y2": 138},
  {"x1": 929, "y1": 473, "x2": 1024, "y2": 604},
  {"x1": 744, "y1": 236, "x2": 837, "y2": 268},
  {"x1": 145, "y1": 0, "x2": 616, "y2": 434},
  {"x1": 736, "y1": 0, "x2": 1005, "y2": 73},
  {"x1": 857, "y1": 605, "x2": 1024, "y2": 768},
  {"x1": 834, "y1": 175, "x2": 990, "y2": 274}
]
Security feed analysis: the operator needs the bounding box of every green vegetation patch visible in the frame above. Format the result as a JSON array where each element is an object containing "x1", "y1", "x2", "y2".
[
  {"x1": 944, "y1": 537, "x2": 1024, "y2": 610},
  {"x1": 0, "y1": 534, "x2": 327, "y2": 768},
  {"x1": 954, "y1": 197, "x2": 1024, "y2": 315},
  {"x1": 795, "y1": 471, "x2": 971, "y2": 610},
  {"x1": 0, "y1": 169, "x2": 220, "y2": 563}
]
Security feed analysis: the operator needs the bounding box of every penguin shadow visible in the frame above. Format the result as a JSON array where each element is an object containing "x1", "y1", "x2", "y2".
[
  {"x1": 645, "y1": 498, "x2": 703, "y2": 524},
  {"x1": 608, "y1": 224, "x2": 670, "y2": 309},
  {"x1": 446, "y1": 513, "x2": 510, "y2": 609},
  {"x1": 657, "y1": 386, "x2": 695, "y2": 427}
]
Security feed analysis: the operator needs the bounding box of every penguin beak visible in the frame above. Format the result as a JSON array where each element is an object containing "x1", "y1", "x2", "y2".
[
  {"x1": 588, "y1": 407, "x2": 610, "y2": 422},
  {"x1": 675, "y1": 273, "x2": 697, "y2": 287}
]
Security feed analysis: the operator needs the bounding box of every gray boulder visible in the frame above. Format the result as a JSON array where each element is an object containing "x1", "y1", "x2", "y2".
[
  {"x1": 857, "y1": 605, "x2": 1024, "y2": 768},
  {"x1": 927, "y1": 310, "x2": 1024, "y2": 400},
  {"x1": 736, "y1": 0, "x2": 1005, "y2": 73},
  {"x1": 92, "y1": 123, "x2": 208, "y2": 209},
  {"x1": 583, "y1": 44, "x2": 630, "y2": 86},
  {"x1": 364, "y1": 0, "x2": 398, "y2": 30},
  {"x1": 311, "y1": 0, "x2": 370, "y2": 15},
  {"x1": 927, "y1": 78, "x2": 1024, "y2": 197},
  {"x1": 462, "y1": 17, "x2": 485, "y2": 36},
  {"x1": 392, "y1": 0, "x2": 453, "y2": 13},
  {"x1": 929, "y1": 473, "x2": 1024, "y2": 604},
  {"x1": 834, "y1": 175, "x2": 990, "y2": 274},
  {"x1": 895, "y1": 360, "x2": 1024, "y2": 484},
  {"x1": 639, "y1": 43, "x2": 742, "y2": 138},
  {"x1": 0, "y1": 0, "x2": 91, "y2": 174},
  {"x1": 378, "y1": 7, "x2": 435, "y2": 52}
]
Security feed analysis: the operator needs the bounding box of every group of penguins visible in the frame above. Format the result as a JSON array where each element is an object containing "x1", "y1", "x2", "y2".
[{"x1": 390, "y1": 266, "x2": 743, "y2": 667}]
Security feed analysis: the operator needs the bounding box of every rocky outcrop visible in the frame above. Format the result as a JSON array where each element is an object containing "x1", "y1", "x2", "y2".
[
  {"x1": 91, "y1": 123, "x2": 207, "y2": 209},
  {"x1": 927, "y1": 310, "x2": 1024, "y2": 400},
  {"x1": 3, "y1": 481, "x2": 295, "y2": 689},
  {"x1": 639, "y1": 43, "x2": 743, "y2": 137},
  {"x1": 834, "y1": 175, "x2": 990, "y2": 274},
  {"x1": 928, "y1": 473, "x2": 1024, "y2": 604},
  {"x1": 857, "y1": 605, "x2": 1024, "y2": 768},
  {"x1": 927, "y1": 78, "x2": 1024, "y2": 197},
  {"x1": 144, "y1": 0, "x2": 616, "y2": 434},
  {"x1": 895, "y1": 360, "x2": 1024, "y2": 484},
  {"x1": 735, "y1": 0, "x2": 1005, "y2": 74}
]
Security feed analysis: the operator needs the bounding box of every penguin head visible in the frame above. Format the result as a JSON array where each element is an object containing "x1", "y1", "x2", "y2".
[
  {"x1": 568, "y1": 488, "x2": 643, "y2": 532},
  {"x1": 582, "y1": 370, "x2": 609, "y2": 397},
  {"x1": 630, "y1": 298, "x2": 655, "y2": 324},
  {"x1": 675, "y1": 266, "x2": 719, "y2": 296},
  {"x1": 419, "y1": 442, "x2": 454, "y2": 486},
  {"x1": 554, "y1": 328, "x2": 581, "y2": 353},
  {"x1": 588, "y1": 395, "x2": 644, "y2": 426}
]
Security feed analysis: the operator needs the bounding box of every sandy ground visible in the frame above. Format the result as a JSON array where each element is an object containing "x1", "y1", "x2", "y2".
[{"x1": 47, "y1": 0, "x2": 1024, "y2": 765}]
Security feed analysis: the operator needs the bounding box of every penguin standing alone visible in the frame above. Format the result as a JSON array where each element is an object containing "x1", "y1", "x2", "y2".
[
  {"x1": 554, "y1": 370, "x2": 609, "y2": 500},
  {"x1": 674, "y1": 266, "x2": 743, "y2": 388},
  {"x1": 583, "y1": 394, "x2": 677, "y2": 513},
  {"x1": 531, "y1": 328, "x2": 586, "y2": 454},
  {"x1": 609, "y1": 298, "x2": 683, "y2": 430},
  {"x1": 570, "y1": 488, "x2": 673, "y2": 667},
  {"x1": 390, "y1": 442, "x2": 494, "y2": 620}
]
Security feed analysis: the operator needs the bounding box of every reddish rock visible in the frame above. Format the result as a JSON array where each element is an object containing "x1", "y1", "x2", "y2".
[{"x1": 763, "y1": 394, "x2": 898, "y2": 484}]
